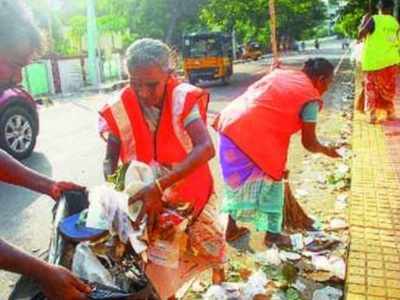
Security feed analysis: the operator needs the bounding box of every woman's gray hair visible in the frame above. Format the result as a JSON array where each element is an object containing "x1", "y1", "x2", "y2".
[{"x1": 126, "y1": 38, "x2": 172, "y2": 72}]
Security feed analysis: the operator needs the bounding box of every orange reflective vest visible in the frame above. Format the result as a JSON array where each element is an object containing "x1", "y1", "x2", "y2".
[
  {"x1": 100, "y1": 76, "x2": 213, "y2": 213},
  {"x1": 214, "y1": 69, "x2": 322, "y2": 180}
]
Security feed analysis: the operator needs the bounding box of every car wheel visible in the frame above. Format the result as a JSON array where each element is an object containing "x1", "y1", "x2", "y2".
[{"x1": 0, "y1": 106, "x2": 37, "y2": 159}]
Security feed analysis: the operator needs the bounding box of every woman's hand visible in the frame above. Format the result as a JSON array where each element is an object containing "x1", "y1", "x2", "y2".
[
  {"x1": 301, "y1": 123, "x2": 340, "y2": 158},
  {"x1": 38, "y1": 265, "x2": 91, "y2": 300},
  {"x1": 323, "y1": 147, "x2": 341, "y2": 158},
  {"x1": 50, "y1": 182, "x2": 86, "y2": 201},
  {"x1": 129, "y1": 183, "x2": 163, "y2": 231}
]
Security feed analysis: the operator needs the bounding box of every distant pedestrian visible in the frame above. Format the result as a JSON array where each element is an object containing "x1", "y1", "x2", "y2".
[
  {"x1": 342, "y1": 39, "x2": 350, "y2": 49},
  {"x1": 358, "y1": 0, "x2": 400, "y2": 123},
  {"x1": 314, "y1": 39, "x2": 320, "y2": 50},
  {"x1": 301, "y1": 41, "x2": 306, "y2": 51}
]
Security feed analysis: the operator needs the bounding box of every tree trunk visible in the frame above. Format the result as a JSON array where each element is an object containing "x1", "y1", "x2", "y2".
[
  {"x1": 283, "y1": 173, "x2": 314, "y2": 231},
  {"x1": 165, "y1": 3, "x2": 179, "y2": 45}
]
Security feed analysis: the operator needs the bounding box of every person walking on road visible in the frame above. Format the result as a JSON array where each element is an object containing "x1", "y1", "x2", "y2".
[
  {"x1": 314, "y1": 39, "x2": 320, "y2": 50},
  {"x1": 358, "y1": 0, "x2": 400, "y2": 123},
  {"x1": 0, "y1": 1, "x2": 91, "y2": 299},
  {"x1": 213, "y1": 58, "x2": 341, "y2": 247}
]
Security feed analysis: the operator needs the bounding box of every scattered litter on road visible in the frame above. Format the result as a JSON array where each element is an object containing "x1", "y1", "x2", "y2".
[
  {"x1": 242, "y1": 271, "x2": 269, "y2": 299},
  {"x1": 295, "y1": 188, "x2": 309, "y2": 198},
  {"x1": 264, "y1": 246, "x2": 282, "y2": 266},
  {"x1": 290, "y1": 234, "x2": 304, "y2": 251},
  {"x1": 203, "y1": 285, "x2": 227, "y2": 300},
  {"x1": 328, "y1": 218, "x2": 348, "y2": 231},
  {"x1": 280, "y1": 251, "x2": 301, "y2": 262},
  {"x1": 311, "y1": 255, "x2": 346, "y2": 280},
  {"x1": 312, "y1": 286, "x2": 343, "y2": 300},
  {"x1": 335, "y1": 193, "x2": 348, "y2": 210}
]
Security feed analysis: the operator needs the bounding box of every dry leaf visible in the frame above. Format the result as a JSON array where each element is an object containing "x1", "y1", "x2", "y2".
[
  {"x1": 305, "y1": 270, "x2": 332, "y2": 282},
  {"x1": 253, "y1": 294, "x2": 270, "y2": 300},
  {"x1": 239, "y1": 268, "x2": 253, "y2": 280}
]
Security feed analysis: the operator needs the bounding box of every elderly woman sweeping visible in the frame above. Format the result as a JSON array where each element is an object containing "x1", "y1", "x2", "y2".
[
  {"x1": 99, "y1": 38, "x2": 225, "y2": 300},
  {"x1": 213, "y1": 58, "x2": 341, "y2": 247}
]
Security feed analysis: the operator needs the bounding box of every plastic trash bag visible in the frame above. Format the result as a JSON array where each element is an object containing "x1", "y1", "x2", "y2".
[
  {"x1": 124, "y1": 161, "x2": 154, "y2": 197},
  {"x1": 242, "y1": 271, "x2": 269, "y2": 300},
  {"x1": 72, "y1": 243, "x2": 116, "y2": 287},
  {"x1": 312, "y1": 286, "x2": 343, "y2": 300},
  {"x1": 203, "y1": 285, "x2": 228, "y2": 300}
]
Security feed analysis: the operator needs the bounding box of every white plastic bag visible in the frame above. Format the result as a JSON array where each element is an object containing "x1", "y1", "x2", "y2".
[
  {"x1": 313, "y1": 286, "x2": 343, "y2": 300},
  {"x1": 124, "y1": 161, "x2": 154, "y2": 197},
  {"x1": 311, "y1": 255, "x2": 346, "y2": 280},
  {"x1": 264, "y1": 246, "x2": 282, "y2": 266},
  {"x1": 124, "y1": 161, "x2": 154, "y2": 221},
  {"x1": 241, "y1": 271, "x2": 269, "y2": 300},
  {"x1": 203, "y1": 285, "x2": 228, "y2": 300},
  {"x1": 72, "y1": 243, "x2": 116, "y2": 287}
]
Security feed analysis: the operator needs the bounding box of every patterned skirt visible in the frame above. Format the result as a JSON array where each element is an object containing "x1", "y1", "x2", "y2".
[
  {"x1": 364, "y1": 65, "x2": 398, "y2": 117},
  {"x1": 218, "y1": 134, "x2": 284, "y2": 233}
]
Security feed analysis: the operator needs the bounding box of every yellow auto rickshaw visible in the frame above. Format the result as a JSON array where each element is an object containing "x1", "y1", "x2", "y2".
[{"x1": 183, "y1": 32, "x2": 233, "y2": 85}]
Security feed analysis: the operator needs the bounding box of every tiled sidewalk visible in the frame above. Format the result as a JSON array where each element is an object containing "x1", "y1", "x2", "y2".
[{"x1": 346, "y1": 111, "x2": 400, "y2": 299}]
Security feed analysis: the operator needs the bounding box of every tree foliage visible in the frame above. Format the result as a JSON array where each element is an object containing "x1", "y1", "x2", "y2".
[
  {"x1": 96, "y1": 0, "x2": 208, "y2": 46},
  {"x1": 24, "y1": 0, "x2": 330, "y2": 56},
  {"x1": 200, "y1": 0, "x2": 327, "y2": 47},
  {"x1": 333, "y1": 0, "x2": 400, "y2": 38},
  {"x1": 334, "y1": 0, "x2": 372, "y2": 38}
]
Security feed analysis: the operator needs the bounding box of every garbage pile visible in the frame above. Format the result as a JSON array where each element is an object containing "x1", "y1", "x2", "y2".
[
  {"x1": 72, "y1": 237, "x2": 149, "y2": 294},
  {"x1": 195, "y1": 225, "x2": 348, "y2": 300},
  {"x1": 65, "y1": 161, "x2": 226, "y2": 300}
]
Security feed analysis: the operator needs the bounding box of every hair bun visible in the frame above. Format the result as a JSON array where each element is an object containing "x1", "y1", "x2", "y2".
[{"x1": 305, "y1": 59, "x2": 315, "y2": 68}]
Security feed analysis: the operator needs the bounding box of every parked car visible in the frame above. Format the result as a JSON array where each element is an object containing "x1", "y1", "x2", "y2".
[{"x1": 0, "y1": 87, "x2": 39, "y2": 159}]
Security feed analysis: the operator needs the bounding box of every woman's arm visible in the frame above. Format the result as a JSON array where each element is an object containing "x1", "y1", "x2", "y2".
[
  {"x1": 301, "y1": 122, "x2": 340, "y2": 158},
  {"x1": 103, "y1": 134, "x2": 121, "y2": 179},
  {"x1": 0, "y1": 150, "x2": 54, "y2": 196},
  {"x1": 358, "y1": 15, "x2": 374, "y2": 41},
  {"x1": 0, "y1": 150, "x2": 84, "y2": 200},
  {"x1": 158, "y1": 119, "x2": 215, "y2": 189},
  {"x1": 0, "y1": 239, "x2": 91, "y2": 299},
  {"x1": 129, "y1": 119, "x2": 215, "y2": 228}
]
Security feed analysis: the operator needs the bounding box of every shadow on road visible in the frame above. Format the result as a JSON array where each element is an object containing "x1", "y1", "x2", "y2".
[{"x1": 23, "y1": 152, "x2": 53, "y2": 177}]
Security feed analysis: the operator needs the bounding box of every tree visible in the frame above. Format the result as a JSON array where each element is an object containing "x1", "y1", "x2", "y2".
[
  {"x1": 96, "y1": 0, "x2": 208, "y2": 47},
  {"x1": 333, "y1": 0, "x2": 370, "y2": 38},
  {"x1": 200, "y1": 0, "x2": 326, "y2": 49}
]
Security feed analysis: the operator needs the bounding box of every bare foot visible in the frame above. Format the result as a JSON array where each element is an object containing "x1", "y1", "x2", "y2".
[
  {"x1": 225, "y1": 215, "x2": 250, "y2": 242},
  {"x1": 264, "y1": 232, "x2": 291, "y2": 248}
]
